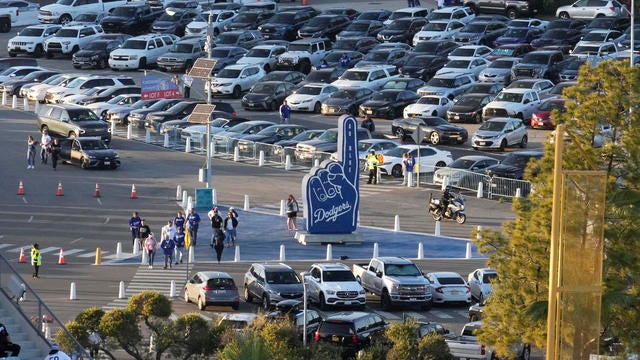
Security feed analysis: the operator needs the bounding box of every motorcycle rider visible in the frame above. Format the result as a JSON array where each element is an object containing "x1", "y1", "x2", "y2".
[{"x1": 441, "y1": 186, "x2": 455, "y2": 217}]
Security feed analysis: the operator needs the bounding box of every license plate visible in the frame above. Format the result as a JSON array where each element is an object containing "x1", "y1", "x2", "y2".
[
  {"x1": 331, "y1": 335, "x2": 340, "y2": 343},
  {"x1": 450, "y1": 291, "x2": 460, "y2": 295},
  {"x1": 410, "y1": 297, "x2": 417, "y2": 301},
  {"x1": 366, "y1": 110, "x2": 373, "y2": 114},
  {"x1": 454, "y1": 115, "x2": 460, "y2": 120},
  {"x1": 479, "y1": 141, "x2": 486, "y2": 145},
  {"x1": 14, "y1": 47, "x2": 21, "y2": 50},
  {"x1": 104, "y1": 161, "x2": 110, "y2": 165}
]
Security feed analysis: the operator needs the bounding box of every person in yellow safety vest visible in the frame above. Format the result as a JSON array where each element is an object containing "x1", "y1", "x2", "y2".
[
  {"x1": 31, "y1": 243, "x2": 41, "y2": 278},
  {"x1": 366, "y1": 150, "x2": 379, "y2": 184}
]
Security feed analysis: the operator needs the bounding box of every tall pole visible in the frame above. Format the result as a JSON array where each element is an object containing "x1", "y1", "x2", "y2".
[
  {"x1": 205, "y1": 12, "x2": 213, "y2": 188},
  {"x1": 301, "y1": 272, "x2": 308, "y2": 347},
  {"x1": 631, "y1": 0, "x2": 635, "y2": 66}
]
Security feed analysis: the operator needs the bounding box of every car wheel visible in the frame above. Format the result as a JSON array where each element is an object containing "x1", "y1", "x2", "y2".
[
  {"x1": 98, "y1": 59, "x2": 107, "y2": 69},
  {"x1": 391, "y1": 164, "x2": 403, "y2": 178},
  {"x1": 261, "y1": 294, "x2": 270, "y2": 311},
  {"x1": 244, "y1": 286, "x2": 253, "y2": 302},
  {"x1": 232, "y1": 302, "x2": 239, "y2": 310},
  {"x1": 269, "y1": 100, "x2": 277, "y2": 111},
  {"x1": 435, "y1": 161, "x2": 446, "y2": 168},
  {"x1": 520, "y1": 135, "x2": 528, "y2": 148},
  {"x1": 318, "y1": 293, "x2": 327, "y2": 310},
  {"x1": 470, "y1": 314, "x2": 480, "y2": 322},
  {"x1": 506, "y1": 8, "x2": 518, "y2": 19},
  {"x1": 381, "y1": 289, "x2": 392, "y2": 311},
  {"x1": 521, "y1": 345, "x2": 531, "y2": 360},
  {"x1": 184, "y1": 290, "x2": 190, "y2": 303},
  {"x1": 73, "y1": 65, "x2": 81, "y2": 69},
  {"x1": 8, "y1": 51, "x2": 16, "y2": 57},
  {"x1": 498, "y1": 139, "x2": 507, "y2": 151},
  {"x1": 431, "y1": 110, "x2": 438, "y2": 117},
  {"x1": 474, "y1": 113, "x2": 482, "y2": 124},
  {"x1": 232, "y1": 86, "x2": 241, "y2": 99},
  {"x1": 0, "y1": 19, "x2": 10, "y2": 33},
  {"x1": 80, "y1": 158, "x2": 89, "y2": 169},
  {"x1": 559, "y1": 11, "x2": 570, "y2": 19},
  {"x1": 313, "y1": 102, "x2": 321, "y2": 113},
  {"x1": 59, "y1": 14, "x2": 72, "y2": 25},
  {"x1": 264, "y1": 64, "x2": 270, "y2": 73},
  {"x1": 198, "y1": 296, "x2": 206, "y2": 311},
  {"x1": 429, "y1": 131, "x2": 440, "y2": 145},
  {"x1": 33, "y1": 45, "x2": 44, "y2": 58},
  {"x1": 71, "y1": 45, "x2": 79, "y2": 55},
  {"x1": 138, "y1": 57, "x2": 147, "y2": 69}
]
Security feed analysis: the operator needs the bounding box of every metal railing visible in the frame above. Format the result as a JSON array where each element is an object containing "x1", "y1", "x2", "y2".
[{"x1": 0, "y1": 253, "x2": 92, "y2": 359}]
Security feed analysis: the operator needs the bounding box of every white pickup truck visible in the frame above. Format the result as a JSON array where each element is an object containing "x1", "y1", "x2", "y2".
[
  {"x1": 39, "y1": 0, "x2": 127, "y2": 24},
  {"x1": 0, "y1": 2, "x2": 40, "y2": 33},
  {"x1": 352, "y1": 256, "x2": 432, "y2": 311},
  {"x1": 445, "y1": 321, "x2": 530, "y2": 360}
]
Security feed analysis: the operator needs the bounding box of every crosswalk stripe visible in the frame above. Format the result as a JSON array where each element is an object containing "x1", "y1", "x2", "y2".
[
  {"x1": 402, "y1": 311, "x2": 427, "y2": 320},
  {"x1": 453, "y1": 309, "x2": 470, "y2": 318},
  {"x1": 7, "y1": 246, "x2": 25, "y2": 253},
  {"x1": 77, "y1": 251, "x2": 109, "y2": 258},
  {"x1": 0, "y1": 244, "x2": 14, "y2": 250},
  {"x1": 58, "y1": 249, "x2": 84, "y2": 256},
  {"x1": 371, "y1": 310, "x2": 401, "y2": 320},
  {"x1": 428, "y1": 310, "x2": 453, "y2": 319},
  {"x1": 39, "y1": 246, "x2": 59, "y2": 254}
]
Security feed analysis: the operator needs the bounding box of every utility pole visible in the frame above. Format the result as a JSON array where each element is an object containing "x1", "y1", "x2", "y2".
[{"x1": 205, "y1": 11, "x2": 213, "y2": 188}]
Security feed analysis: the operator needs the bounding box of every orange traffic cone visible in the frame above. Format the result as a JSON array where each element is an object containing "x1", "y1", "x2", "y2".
[
  {"x1": 17, "y1": 180, "x2": 24, "y2": 195},
  {"x1": 94, "y1": 183, "x2": 101, "y2": 197},
  {"x1": 130, "y1": 184, "x2": 137, "y2": 199},
  {"x1": 18, "y1": 247, "x2": 25, "y2": 263},
  {"x1": 56, "y1": 181, "x2": 64, "y2": 196},
  {"x1": 58, "y1": 248, "x2": 66, "y2": 265}
]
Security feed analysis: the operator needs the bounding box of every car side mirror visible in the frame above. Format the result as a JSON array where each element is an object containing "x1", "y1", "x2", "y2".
[
  {"x1": 376, "y1": 271, "x2": 383, "y2": 278},
  {"x1": 523, "y1": 99, "x2": 530, "y2": 104},
  {"x1": 61, "y1": 117, "x2": 69, "y2": 122}
]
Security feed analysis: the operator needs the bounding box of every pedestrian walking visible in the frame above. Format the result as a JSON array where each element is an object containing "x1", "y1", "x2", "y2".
[
  {"x1": 223, "y1": 211, "x2": 238, "y2": 247},
  {"x1": 229, "y1": 207, "x2": 239, "y2": 219},
  {"x1": 365, "y1": 150, "x2": 379, "y2": 184},
  {"x1": 173, "y1": 226, "x2": 186, "y2": 264},
  {"x1": 128, "y1": 212, "x2": 142, "y2": 247},
  {"x1": 213, "y1": 228, "x2": 225, "y2": 263},
  {"x1": 30, "y1": 243, "x2": 41, "y2": 278},
  {"x1": 181, "y1": 70, "x2": 193, "y2": 98},
  {"x1": 186, "y1": 208, "x2": 201, "y2": 247},
  {"x1": 138, "y1": 218, "x2": 151, "y2": 244},
  {"x1": 279, "y1": 100, "x2": 291, "y2": 124},
  {"x1": 160, "y1": 234, "x2": 175, "y2": 269},
  {"x1": 144, "y1": 233, "x2": 157, "y2": 269},
  {"x1": 286, "y1": 194, "x2": 299, "y2": 231},
  {"x1": 50, "y1": 138, "x2": 61, "y2": 171},
  {"x1": 26, "y1": 135, "x2": 37, "y2": 169},
  {"x1": 401, "y1": 153, "x2": 410, "y2": 185},
  {"x1": 0, "y1": 323, "x2": 21, "y2": 357},
  {"x1": 407, "y1": 0, "x2": 415, "y2": 7},
  {"x1": 174, "y1": 211, "x2": 186, "y2": 231},
  {"x1": 361, "y1": 114, "x2": 375, "y2": 133},
  {"x1": 161, "y1": 219, "x2": 175, "y2": 243},
  {"x1": 208, "y1": 207, "x2": 223, "y2": 247},
  {"x1": 40, "y1": 129, "x2": 51, "y2": 165}
]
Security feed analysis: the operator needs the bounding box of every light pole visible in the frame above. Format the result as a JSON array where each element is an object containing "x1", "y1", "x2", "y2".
[
  {"x1": 205, "y1": 11, "x2": 213, "y2": 188},
  {"x1": 300, "y1": 271, "x2": 309, "y2": 347}
]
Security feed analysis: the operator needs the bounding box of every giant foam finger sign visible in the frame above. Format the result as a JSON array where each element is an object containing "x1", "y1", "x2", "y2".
[{"x1": 302, "y1": 115, "x2": 359, "y2": 234}]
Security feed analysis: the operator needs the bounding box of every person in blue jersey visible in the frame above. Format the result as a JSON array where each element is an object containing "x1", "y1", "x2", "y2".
[
  {"x1": 161, "y1": 234, "x2": 175, "y2": 269},
  {"x1": 174, "y1": 211, "x2": 186, "y2": 231},
  {"x1": 186, "y1": 208, "x2": 201, "y2": 247},
  {"x1": 173, "y1": 226, "x2": 186, "y2": 264},
  {"x1": 128, "y1": 211, "x2": 142, "y2": 247}
]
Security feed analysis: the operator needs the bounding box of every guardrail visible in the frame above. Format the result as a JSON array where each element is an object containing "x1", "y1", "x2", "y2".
[{"x1": 0, "y1": 253, "x2": 91, "y2": 359}]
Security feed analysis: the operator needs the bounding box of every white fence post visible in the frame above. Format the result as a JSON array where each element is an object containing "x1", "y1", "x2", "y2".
[
  {"x1": 127, "y1": 124, "x2": 132, "y2": 140},
  {"x1": 234, "y1": 146, "x2": 239, "y2": 161},
  {"x1": 373, "y1": 242, "x2": 379, "y2": 258},
  {"x1": 185, "y1": 137, "x2": 191, "y2": 153},
  {"x1": 285, "y1": 155, "x2": 292, "y2": 170},
  {"x1": 164, "y1": 132, "x2": 170, "y2": 147},
  {"x1": 279, "y1": 244, "x2": 286, "y2": 261},
  {"x1": 477, "y1": 182, "x2": 484, "y2": 198},
  {"x1": 244, "y1": 194, "x2": 249, "y2": 211},
  {"x1": 434, "y1": 221, "x2": 441, "y2": 236},
  {"x1": 280, "y1": 199, "x2": 286, "y2": 216},
  {"x1": 326, "y1": 244, "x2": 332, "y2": 261},
  {"x1": 393, "y1": 215, "x2": 400, "y2": 232},
  {"x1": 258, "y1": 150, "x2": 265, "y2": 166},
  {"x1": 417, "y1": 242, "x2": 424, "y2": 259}
]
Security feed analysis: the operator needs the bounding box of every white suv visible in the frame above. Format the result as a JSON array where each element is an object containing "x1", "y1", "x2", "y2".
[
  {"x1": 109, "y1": 34, "x2": 177, "y2": 70},
  {"x1": 331, "y1": 65, "x2": 399, "y2": 91},
  {"x1": 210, "y1": 64, "x2": 265, "y2": 98},
  {"x1": 44, "y1": 75, "x2": 135, "y2": 103},
  {"x1": 236, "y1": 44, "x2": 287, "y2": 73},
  {"x1": 304, "y1": 263, "x2": 366, "y2": 310},
  {"x1": 8, "y1": 24, "x2": 61, "y2": 58},
  {"x1": 44, "y1": 24, "x2": 103, "y2": 57}
]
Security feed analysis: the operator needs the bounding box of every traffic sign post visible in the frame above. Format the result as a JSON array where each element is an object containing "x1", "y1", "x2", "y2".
[{"x1": 410, "y1": 127, "x2": 424, "y2": 187}]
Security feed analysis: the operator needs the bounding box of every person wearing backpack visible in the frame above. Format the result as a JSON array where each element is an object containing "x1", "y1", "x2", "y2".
[
  {"x1": 144, "y1": 233, "x2": 157, "y2": 269},
  {"x1": 214, "y1": 228, "x2": 225, "y2": 263},
  {"x1": 208, "y1": 207, "x2": 223, "y2": 247}
]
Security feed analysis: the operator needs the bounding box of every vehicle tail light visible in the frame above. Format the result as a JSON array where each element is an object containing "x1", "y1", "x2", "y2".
[
  {"x1": 435, "y1": 286, "x2": 444, "y2": 293},
  {"x1": 232, "y1": 111, "x2": 237, "y2": 116},
  {"x1": 465, "y1": 286, "x2": 470, "y2": 293},
  {"x1": 202, "y1": 286, "x2": 212, "y2": 291},
  {"x1": 352, "y1": 334, "x2": 358, "y2": 344},
  {"x1": 610, "y1": 6, "x2": 616, "y2": 11},
  {"x1": 314, "y1": 331, "x2": 319, "y2": 342},
  {"x1": 481, "y1": 345, "x2": 486, "y2": 355},
  {"x1": 15, "y1": 9, "x2": 19, "y2": 16}
]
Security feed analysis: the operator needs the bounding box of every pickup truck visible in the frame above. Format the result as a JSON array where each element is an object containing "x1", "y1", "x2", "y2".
[
  {"x1": 0, "y1": 2, "x2": 39, "y2": 33},
  {"x1": 445, "y1": 321, "x2": 530, "y2": 360},
  {"x1": 39, "y1": 0, "x2": 127, "y2": 24},
  {"x1": 352, "y1": 257, "x2": 432, "y2": 311},
  {"x1": 463, "y1": 0, "x2": 542, "y2": 19}
]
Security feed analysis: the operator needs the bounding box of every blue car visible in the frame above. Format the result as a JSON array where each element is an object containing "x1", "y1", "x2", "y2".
[{"x1": 493, "y1": 27, "x2": 543, "y2": 47}]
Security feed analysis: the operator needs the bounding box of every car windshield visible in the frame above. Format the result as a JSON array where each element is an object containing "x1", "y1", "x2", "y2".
[
  {"x1": 320, "y1": 322, "x2": 354, "y2": 335},
  {"x1": 106, "y1": 95, "x2": 128, "y2": 104},
  {"x1": 228, "y1": 122, "x2": 258, "y2": 132},
  {"x1": 19, "y1": 27, "x2": 44, "y2": 36},
  {"x1": 68, "y1": 109, "x2": 100, "y2": 122},
  {"x1": 83, "y1": 41, "x2": 109, "y2": 50},
  {"x1": 406, "y1": 56, "x2": 436, "y2": 67},
  {"x1": 503, "y1": 28, "x2": 528, "y2": 37},
  {"x1": 235, "y1": 12, "x2": 258, "y2": 22},
  {"x1": 357, "y1": 141, "x2": 374, "y2": 151},
  {"x1": 211, "y1": 49, "x2": 231, "y2": 57},
  {"x1": 346, "y1": 22, "x2": 369, "y2": 31},
  {"x1": 158, "y1": 12, "x2": 183, "y2": 21},
  {"x1": 288, "y1": 43, "x2": 311, "y2": 52},
  {"x1": 256, "y1": 126, "x2": 280, "y2": 136},
  {"x1": 449, "y1": 158, "x2": 480, "y2": 169},
  {"x1": 385, "y1": 263, "x2": 422, "y2": 276},
  {"x1": 307, "y1": 16, "x2": 331, "y2": 27},
  {"x1": 269, "y1": 13, "x2": 295, "y2": 23},
  {"x1": 323, "y1": 270, "x2": 356, "y2": 282},
  {"x1": 296, "y1": 86, "x2": 322, "y2": 95},
  {"x1": 479, "y1": 121, "x2": 507, "y2": 131},
  {"x1": 111, "y1": 7, "x2": 137, "y2": 16},
  {"x1": 426, "y1": 77, "x2": 454, "y2": 88},
  {"x1": 461, "y1": 23, "x2": 487, "y2": 33},
  {"x1": 217, "y1": 68, "x2": 241, "y2": 78},
  {"x1": 79, "y1": 139, "x2": 108, "y2": 150},
  {"x1": 262, "y1": 72, "x2": 288, "y2": 81},
  {"x1": 363, "y1": 51, "x2": 388, "y2": 61},
  {"x1": 21, "y1": 71, "x2": 47, "y2": 81},
  {"x1": 502, "y1": 153, "x2": 538, "y2": 166},
  {"x1": 573, "y1": 45, "x2": 600, "y2": 54},
  {"x1": 323, "y1": 52, "x2": 344, "y2": 62},
  {"x1": 340, "y1": 70, "x2": 369, "y2": 81},
  {"x1": 435, "y1": 276, "x2": 465, "y2": 285},
  {"x1": 540, "y1": 29, "x2": 567, "y2": 39},
  {"x1": 495, "y1": 92, "x2": 523, "y2": 102},
  {"x1": 389, "y1": 11, "x2": 412, "y2": 20},
  {"x1": 252, "y1": 83, "x2": 278, "y2": 93},
  {"x1": 206, "y1": 277, "x2": 236, "y2": 290},
  {"x1": 489, "y1": 59, "x2": 515, "y2": 69},
  {"x1": 388, "y1": 19, "x2": 411, "y2": 30},
  {"x1": 422, "y1": 22, "x2": 447, "y2": 31},
  {"x1": 291, "y1": 130, "x2": 322, "y2": 141},
  {"x1": 172, "y1": 43, "x2": 194, "y2": 53},
  {"x1": 122, "y1": 39, "x2": 147, "y2": 49},
  {"x1": 216, "y1": 33, "x2": 239, "y2": 44},
  {"x1": 540, "y1": 100, "x2": 565, "y2": 111},
  {"x1": 416, "y1": 97, "x2": 440, "y2": 105},
  {"x1": 131, "y1": 99, "x2": 155, "y2": 108},
  {"x1": 56, "y1": 0, "x2": 74, "y2": 5},
  {"x1": 372, "y1": 92, "x2": 398, "y2": 101},
  {"x1": 491, "y1": 47, "x2": 516, "y2": 56},
  {"x1": 245, "y1": 48, "x2": 270, "y2": 57},
  {"x1": 76, "y1": 13, "x2": 98, "y2": 21},
  {"x1": 332, "y1": 89, "x2": 358, "y2": 98},
  {"x1": 65, "y1": 78, "x2": 86, "y2": 88},
  {"x1": 333, "y1": 39, "x2": 357, "y2": 49},
  {"x1": 55, "y1": 29, "x2": 79, "y2": 38},
  {"x1": 444, "y1": 59, "x2": 471, "y2": 68},
  {"x1": 420, "y1": 117, "x2": 448, "y2": 126},
  {"x1": 449, "y1": 48, "x2": 475, "y2": 57},
  {"x1": 266, "y1": 271, "x2": 301, "y2": 284},
  {"x1": 47, "y1": 76, "x2": 69, "y2": 85},
  {"x1": 305, "y1": 71, "x2": 333, "y2": 82},
  {"x1": 317, "y1": 129, "x2": 338, "y2": 141},
  {"x1": 483, "y1": 273, "x2": 498, "y2": 283},
  {"x1": 582, "y1": 32, "x2": 608, "y2": 41},
  {"x1": 428, "y1": 12, "x2": 453, "y2": 20},
  {"x1": 455, "y1": 95, "x2": 484, "y2": 106},
  {"x1": 384, "y1": 80, "x2": 411, "y2": 90}
]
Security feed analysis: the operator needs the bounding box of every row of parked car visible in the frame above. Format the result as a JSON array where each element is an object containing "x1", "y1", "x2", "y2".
[{"x1": 184, "y1": 260, "x2": 497, "y2": 356}]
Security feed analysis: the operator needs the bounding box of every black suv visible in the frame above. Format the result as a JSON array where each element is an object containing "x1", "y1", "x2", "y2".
[
  {"x1": 314, "y1": 311, "x2": 388, "y2": 356},
  {"x1": 258, "y1": 8, "x2": 319, "y2": 41},
  {"x1": 484, "y1": 150, "x2": 543, "y2": 179},
  {"x1": 100, "y1": 3, "x2": 163, "y2": 34},
  {"x1": 297, "y1": 14, "x2": 351, "y2": 40},
  {"x1": 511, "y1": 50, "x2": 564, "y2": 80},
  {"x1": 145, "y1": 99, "x2": 205, "y2": 132}
]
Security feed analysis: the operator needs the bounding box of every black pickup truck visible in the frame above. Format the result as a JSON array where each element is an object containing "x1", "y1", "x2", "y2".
[
  {"x1": 59, "y1": 137, "x2": 120, "y2": 169},
  {"x1": 100, "y1": 3, "x2": 163, "y2": 35},
  {"x1": 463, "y1": 0, "x2": 542, "y2": 19}
]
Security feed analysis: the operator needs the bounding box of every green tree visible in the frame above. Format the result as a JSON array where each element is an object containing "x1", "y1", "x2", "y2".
[
  {"x1": 167, "y1": 313, "x2": 221, "y2": 359},
  {"x1": 417, "y1": 333, "x2": 454, "y2": 360},
  {"x1": 385, "y1": 320, "x2": 419, "y2": 360},
  {"x1": 217, "y1": 333, "x2": 271, "y2": 360},
  {"x1": 474, "y1": 59, "x2": 640, "y2": 357},
  {"x1": 55, "y1": 307, "x2": 118, "y2": 359},
  {"x1": 100, "y1": 308, "x2": 144, "y2": 359}
]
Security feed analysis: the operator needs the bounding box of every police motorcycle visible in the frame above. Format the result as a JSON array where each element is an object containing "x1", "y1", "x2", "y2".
[{"x1": 428, "y1": 187, "x2": 466, "y2": 224}]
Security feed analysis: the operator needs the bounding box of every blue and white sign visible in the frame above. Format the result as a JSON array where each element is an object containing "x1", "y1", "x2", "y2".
[
  {"x1": 302, "y1": 115, "x2": 359, "y2": 234},
  {"x1": 141, "y1": 75, "x2": 181, "y2": 100}
]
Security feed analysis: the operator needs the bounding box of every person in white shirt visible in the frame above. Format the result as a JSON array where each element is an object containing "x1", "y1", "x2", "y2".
[
  {"x1": 40, "y1": 129, "x2": 52, "y2": 165},
  {"x1": 44, "y1": 343, "x2": 71, "y2": 360}
]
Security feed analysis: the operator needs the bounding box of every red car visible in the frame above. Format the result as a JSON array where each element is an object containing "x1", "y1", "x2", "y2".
[{"x1": 530, "y1": 99, "x2": 565, "y2": 129}]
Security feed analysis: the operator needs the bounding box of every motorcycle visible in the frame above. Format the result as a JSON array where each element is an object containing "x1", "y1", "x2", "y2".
[{"x1": 428, "y1": 192, "x2": 466, "y2": 224}]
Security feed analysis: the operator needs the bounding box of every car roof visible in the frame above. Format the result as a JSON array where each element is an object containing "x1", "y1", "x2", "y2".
[
  {"x1": 312, "y1": 263, "x2": 351, "y2": 271},
  {"x1": 456, "y1": 155, "x2": 499, "y2": 162},
  {"x1": 485, "y1": 117, "x2": 520, "y2": 123},
  {"x1": 375, "y1": 256, "x2": 415, "y2": 264},
  {"x1": 254, "y1": 263, "x2": 295, "y2": 271},
  {"x1": 428, "y1": 271, "x2": 464, "y2": 278},
  {"x1": 223, "y1": 63, "x2": 260, "y2": 70},
  {"x1": 324, "y1": 311, "x2": 373, "y2": 321},
  {"x1": 197, "y1": 271, "x2": 232, "y2": 279},
  {"x1": 501, "y1": 88, "x2": 534, "y2": 94},
  {"x1": 433, "y1": 72, "x2": 471, "y2": 79}
]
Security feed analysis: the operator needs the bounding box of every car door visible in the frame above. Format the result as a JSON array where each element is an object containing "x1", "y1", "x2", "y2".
[
  {"x1": 49, "y1": 107, "x2": 65, "y2": 136},
  {"x1": 504, "y1": 119, "x2": 519, "y2": 145},
  {"x1": 70, "y1": 139, "x2": 84, "y2": 164},
  {"x1": 247, "y1": 266, "x2": 263, "y2": 299},
  {"x1": 416, "y1": 147, "x2": 437, "y2": 170},
  {"x1": 467, "y1": 270, "x2": 482, "y2": 298},
  {"x1": 307, "y1": 267, "x2": 322, "y2": 302}
]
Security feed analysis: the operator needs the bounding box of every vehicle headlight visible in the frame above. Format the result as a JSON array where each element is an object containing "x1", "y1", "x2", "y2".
[
  {"x1": 267, "y1": 289, "x2": 279, "y2": 296},
  {"x1": 61, "y1": 41, "x2": 70, "y2": 45},
  {"x1": 91, "y1": 55, "x2": 100, "y2": 60},
  {"x1": 358, "y1": 289, "x2": 366, "y2": 295},
  {"x1": 460, "y1": 204, "x2": 464, "y2": 210},
  {"x1": 114, "y1": 154, "x2": 120, "y2": 158},
  {"x1": 78, "y1": 129, "x2": 85, "y2": 134},
  {"x1": 257, "y1": 26, "x2": 263, "y2": 31},
  {"x1": 389, "y1": 283, "x2": 399, "y2": 292},
  {"x1": 325, "y1": 289, "x2": 336, "y2": 295},
  {"x1": 299, "y1": 98, "x2": 311, "y2": 103},
  {"x1": 218, "y1": 83, "x2": 230, "y2": 86}
]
